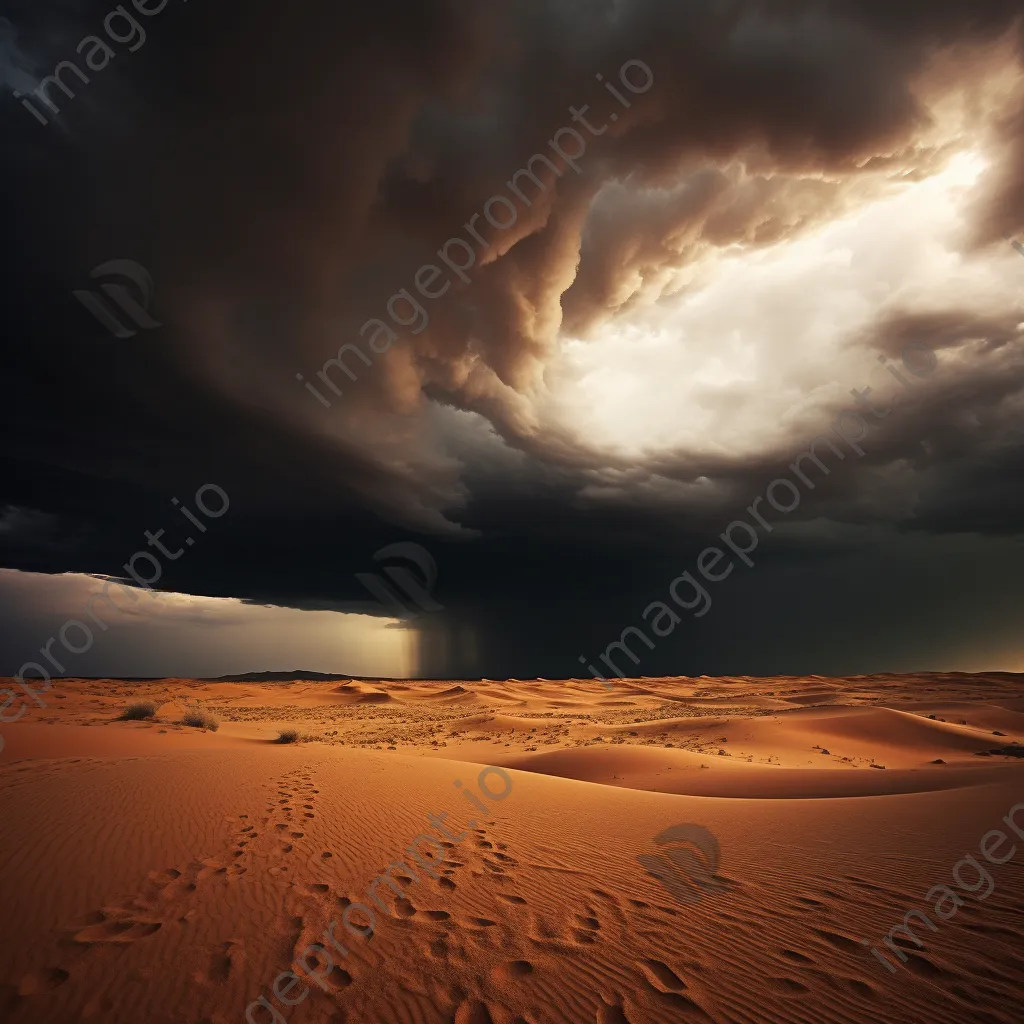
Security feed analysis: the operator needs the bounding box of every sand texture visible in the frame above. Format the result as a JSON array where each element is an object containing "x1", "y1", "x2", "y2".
[{"x1": 1, "y1": 673, "x2": 1023, "y2": 1024}]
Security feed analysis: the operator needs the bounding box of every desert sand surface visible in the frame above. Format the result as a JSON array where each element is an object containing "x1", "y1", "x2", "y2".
[{"x1": 1, "y1": 672, "x2": 1023, "y2": 1024}]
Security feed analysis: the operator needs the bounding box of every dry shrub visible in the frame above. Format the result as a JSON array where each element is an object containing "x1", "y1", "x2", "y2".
[
  {"x1": 119, "y1": 701, "x2": 156, "y2": 721},
  {"x1": 182, "y1": 710, "x2": 219, "y2": 731}
]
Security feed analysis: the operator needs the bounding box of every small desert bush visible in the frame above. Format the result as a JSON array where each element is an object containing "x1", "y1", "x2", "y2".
[
  {"x1": 274, "y1": 729, "x2": 300, "y2": 744},
  {"x1": 182, "y1": 710, "x2": 219, "y2": 731},
  {"x1": 119, "y1": 701, "x2": 157, "y2": 721}
]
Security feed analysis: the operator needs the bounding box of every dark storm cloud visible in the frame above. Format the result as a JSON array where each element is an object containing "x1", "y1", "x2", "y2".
[{"x1": 2, "y1": 0, "x2": 1024, "y2": 676}]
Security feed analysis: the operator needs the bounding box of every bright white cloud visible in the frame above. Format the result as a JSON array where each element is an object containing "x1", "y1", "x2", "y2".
[{"x1": 535, "y1": 149, "x2": 1013, "y2": 462}]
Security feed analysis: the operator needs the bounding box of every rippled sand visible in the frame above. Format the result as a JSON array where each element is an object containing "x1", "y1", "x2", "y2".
[{"x1": 1, "y1": 672, "x2": 1022, "y2": 1024}]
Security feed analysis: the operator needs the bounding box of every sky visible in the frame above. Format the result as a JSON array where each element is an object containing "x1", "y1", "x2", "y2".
[{"x1": 2, "y1": 0, "x2": 1024, "y2": 680}]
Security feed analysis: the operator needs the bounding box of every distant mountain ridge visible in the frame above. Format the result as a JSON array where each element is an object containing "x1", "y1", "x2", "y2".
[{"x1": 206, "y1": 670, "x2": 355, "y2": 682}]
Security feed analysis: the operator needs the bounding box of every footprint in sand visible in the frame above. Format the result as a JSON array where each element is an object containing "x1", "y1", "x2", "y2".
[
  {"x1": 17, "y1": 968, "x2": 70, "y2": 996},
  {"x1": 780, "y1": 949, "x2": 814, "y2": 965},
  {"x1": 491, "y1": 960, "x2": 533, "y2": 982},
  {"x1": 202, "y1": 941, "x2": 239, "y2": 984},
  {"x1": 637, "y1": 959, "x2": 687, "y2": 993},
  {"x1": 147, "y1": 868, "x2": 182, "y2": 889},
  {"x1": 764, "y1": 976, "x2": 809, "y2": 995},
  {"x1": 394, "y1": 898, "x2": 417, "y2": 918},
  {"x1": 812, "y1": 928, "x2": 862, "y2": 953},
  {"x1": 795, "y1": 896, "x2": 823, "y2": 908},
  {"x1": 454, "y1": 999, "x2": 496, "y2": 1024},
  {"x1": 74, "y1": 914, "x2": 162, "y2": 945}
]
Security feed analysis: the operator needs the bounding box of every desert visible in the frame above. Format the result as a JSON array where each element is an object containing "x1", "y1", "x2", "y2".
[
  {"x1": 7, "y1": 3, "x2": 1024, "y2": 1024},
  {"x1": 2, "y1": 672, "x2": 1023, "y2": 1024}
]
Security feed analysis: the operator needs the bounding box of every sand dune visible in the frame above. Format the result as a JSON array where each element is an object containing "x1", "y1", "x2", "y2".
[
  {"x1": 496, "y1": 744, "x2": 1020, "y2": 798},
  {"x1": 1, "y1": 672, "x2": 1022, "y2": 1024}
]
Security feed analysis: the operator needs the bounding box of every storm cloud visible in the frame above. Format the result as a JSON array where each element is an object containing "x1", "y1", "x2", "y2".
[{"x1": 2, "y1": 0, "x2": 1024, "y2": 678}]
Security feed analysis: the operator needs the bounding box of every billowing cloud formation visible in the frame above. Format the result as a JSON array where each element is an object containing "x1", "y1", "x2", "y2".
[{"x1": 2, "y1": 0, "x2": 1024, "y2": 677}]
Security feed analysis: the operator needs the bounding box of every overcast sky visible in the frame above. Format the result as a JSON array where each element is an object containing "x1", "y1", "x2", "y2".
[{"x1": 3, "y1": 0, "x2": 1024, "y2": 680}]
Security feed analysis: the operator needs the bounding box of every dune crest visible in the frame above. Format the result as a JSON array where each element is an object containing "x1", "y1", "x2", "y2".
[{"x1": 1, "y1": 672, "x2": 1022, "y2": 1024}]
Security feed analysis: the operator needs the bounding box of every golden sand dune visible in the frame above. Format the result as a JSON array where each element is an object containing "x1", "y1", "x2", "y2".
[
  {"x1": 1, "y1": 673, "x2": 1022, "y2": 1024},
  {"x1": 496, "y1": 744, "x2": 1019, "y2": 798}
]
